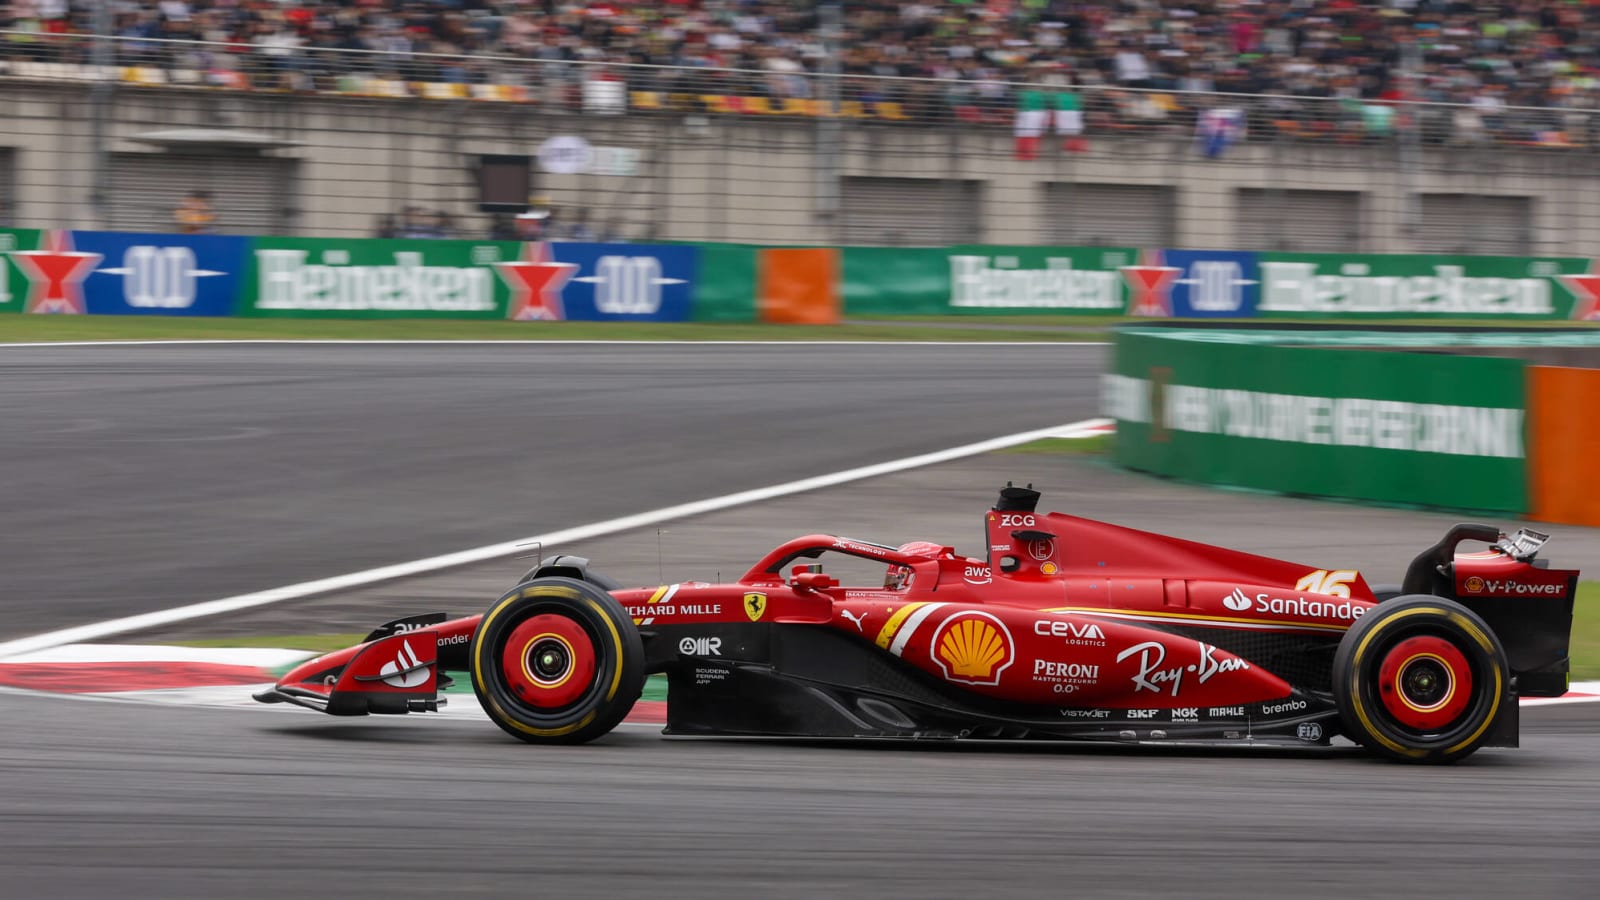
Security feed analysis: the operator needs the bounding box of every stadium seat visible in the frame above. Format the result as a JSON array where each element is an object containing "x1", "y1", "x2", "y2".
[
  {"x1": 120, "y1": 67, "x2": 166, "y2": 86},
  {"x1": 875, "y1": 101, "x2": 909, "y2": 121}
]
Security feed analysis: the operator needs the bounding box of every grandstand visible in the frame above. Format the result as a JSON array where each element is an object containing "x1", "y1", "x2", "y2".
[{"x1": 1, "y1": 2, "x2": 1598, "y2": 247}]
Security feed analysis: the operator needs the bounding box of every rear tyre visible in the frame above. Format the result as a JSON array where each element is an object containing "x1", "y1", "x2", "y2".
[
  {"x1": 1332, "y1": 595, "x2": 1509, "y2": 764},
  {"x1": 470, "y1": 577, "x2": 644, "y2": 745}
]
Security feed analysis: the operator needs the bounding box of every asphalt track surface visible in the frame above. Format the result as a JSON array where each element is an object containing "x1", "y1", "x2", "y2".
[
  {"x1": 5, "y1": 342, "x2": 1600, "y2": 899},
  {"x1": 0, "y1": 342, "x2": 1104, "y2": 637},
  {"x1": 4, "y1": 691, "x2": 1598, "y2": 899}
]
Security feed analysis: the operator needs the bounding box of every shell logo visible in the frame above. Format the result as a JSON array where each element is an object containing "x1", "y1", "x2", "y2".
[
  {"x1": 1464, "y1": 576, "x2": 1485, "y2": 594},
  {"x1": 931, "y1": 611, "x2": 1014, "y2": 686}
]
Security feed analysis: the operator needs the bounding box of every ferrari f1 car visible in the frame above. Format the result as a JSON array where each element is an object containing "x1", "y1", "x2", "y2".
[{"x1": 257, "y1": 484, "x2": 1577, "y2": 763}]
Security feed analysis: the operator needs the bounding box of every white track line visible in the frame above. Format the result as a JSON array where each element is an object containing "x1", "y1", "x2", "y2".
[
  {"x1": 0, "y1": 339, "x2": 1110, "y2": 349},
  {"x1": 0, "y1": 418, "x2": 1113, "y2": 660}
]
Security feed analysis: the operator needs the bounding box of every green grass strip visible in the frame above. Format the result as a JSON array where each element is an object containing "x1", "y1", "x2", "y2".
[{"x1": 998, "y1": 433, "x2": 1113, "y2": 456}]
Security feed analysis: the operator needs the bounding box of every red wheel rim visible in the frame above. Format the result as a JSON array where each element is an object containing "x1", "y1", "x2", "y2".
[
  {"x1": 1377, "y1": 635, "x2": 1473, "y2": 731},
  {"x1": 500, "y1": 613, "x2": 597, "y2": 709}
]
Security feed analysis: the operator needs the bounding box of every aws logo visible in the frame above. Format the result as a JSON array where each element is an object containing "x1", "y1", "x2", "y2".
[{"x1": 931, "y1": 611, "x2": 1014, "y2": 686}]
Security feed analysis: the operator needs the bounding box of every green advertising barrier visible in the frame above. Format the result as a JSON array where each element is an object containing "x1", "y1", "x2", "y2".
[
  {"x1": 841, "y1": 247, "x2": 948, "y2": 316},
  {"x1": 843, "y1": 244, "x2": 1139, "y2": 317},
  {"x1": 1255, "y1": 252, "x2": 1591, "y2": 319},
  {"x1": 689, "y1": 243, "x2": 758, "y2": 323},
  {"x1": 239, "y1": 236, "x2": 521, "y2": 318},
  {"x1": 1108, "y1": 330, "x2": 1527, "y2": 512},
  {"x1": 0, "y1": 228, "x2": 45, "y2": 314}
]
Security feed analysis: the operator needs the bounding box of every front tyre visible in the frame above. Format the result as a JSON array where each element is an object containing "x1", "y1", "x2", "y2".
[
  {"x1": 470, "y1": 577, "x2": 644, "y2": 745},
  {"x1": 1333, "y1": 595, "x2": 1509, "y2": 764}
]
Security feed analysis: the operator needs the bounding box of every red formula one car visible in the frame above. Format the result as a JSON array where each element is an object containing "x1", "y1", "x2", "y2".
[{"x1": 257, "y1": 485, "x2": 1577, "y2": 763}]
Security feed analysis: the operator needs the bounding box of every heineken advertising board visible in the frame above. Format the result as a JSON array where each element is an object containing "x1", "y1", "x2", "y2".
[
  {"x1": 840, "y1": 246, "x2": 1600, "y2": 321},
  {"x1": 1253, "y1": 252, "x2": 1593, "y2": 319},
  {"x1": 241, "y1": 237, "x2": 519, "y2": 319},
  {"x1": 0, "y1": 228, "x2": 52, "y2": 313},
  {"x1": 73, "y1": 231, "x2": 252, "y2": 316},
  {"x1": 6, "y1": 230, "x2": 1600, "y2": 323},
  {"x1": 843, "y1": 245, "x2": 1141, "y2": 317},
  {"x1": 1108, "y1": 330, "x2": 1528, "y2": 511},
  {"x1": 0, "y1": 231, "x2": 698, "y2": 320},
  {"x1": 241, "y1": 237, "x2": 700, "y2": 321}
]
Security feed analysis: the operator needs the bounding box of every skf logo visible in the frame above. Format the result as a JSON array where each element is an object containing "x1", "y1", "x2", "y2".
[
  {"x1": 931, "y1": 611, "x2": 1014, "y2": 686},
  {"x1": 1464, "y1": 576, "x2": 1485, "y2": 594},
  {"x1": 743, "y1": 592, "x2": 767, "y2": 622}
]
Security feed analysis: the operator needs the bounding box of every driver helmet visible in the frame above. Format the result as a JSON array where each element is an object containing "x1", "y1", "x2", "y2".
[
  {"x1": 884, "y1": 564, "x2": 914, "y2": 590},
  {"x1": 884, "y1": 542, "x2": 947, "y2": 590}
]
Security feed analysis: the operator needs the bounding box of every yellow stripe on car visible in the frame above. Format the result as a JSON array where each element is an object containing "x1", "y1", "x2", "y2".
[{"x1": 875, "y1": 602, "x2": 927, "y2": 649}]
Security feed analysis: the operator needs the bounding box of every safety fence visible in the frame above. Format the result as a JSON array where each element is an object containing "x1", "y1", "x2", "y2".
[
  {"x1": 7, "y1": 228, "x2": 1600, "y2": 324},
  {"x1": 1105, "y1": 328, "x2": 1600, "y2": 525}
]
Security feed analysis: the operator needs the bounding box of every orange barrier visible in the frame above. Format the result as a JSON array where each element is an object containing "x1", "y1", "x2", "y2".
[
  {"x1": 1527, "y1": 365, "x2": 1600, "y2": 526},
  {"x1": 757, "y1": 248, "x2": 839, "y2": 325}
]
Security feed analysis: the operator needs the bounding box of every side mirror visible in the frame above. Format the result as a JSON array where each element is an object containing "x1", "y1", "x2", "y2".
[{"x1": 793, "y1": 572, "x2": 838, "y2": 592}]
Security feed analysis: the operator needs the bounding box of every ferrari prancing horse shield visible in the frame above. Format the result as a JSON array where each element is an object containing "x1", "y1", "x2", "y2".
[{"x1": 744, "y1": 592, "x2": 767, "y2": 621}]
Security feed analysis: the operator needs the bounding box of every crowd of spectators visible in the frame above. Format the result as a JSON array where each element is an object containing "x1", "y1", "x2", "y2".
[{"x1": 4, "y1": 2, "x2": 1600, "y2": 144}]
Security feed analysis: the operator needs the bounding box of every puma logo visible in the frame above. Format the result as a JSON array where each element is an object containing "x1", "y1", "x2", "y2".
[{"x1": 841, "y1": 609, "x2": 868, "y2": 632}]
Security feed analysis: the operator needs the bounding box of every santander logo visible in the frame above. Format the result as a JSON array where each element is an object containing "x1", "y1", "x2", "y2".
[
  {"x1": 1222, "y1": 588, "x2": 1253, "y2": 612},
  {"x1": 379, "y1": 640, "x2": 430, "y2": 688}
]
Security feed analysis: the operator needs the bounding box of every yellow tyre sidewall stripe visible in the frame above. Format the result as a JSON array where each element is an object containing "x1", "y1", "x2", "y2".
[
  {"x1": 1347, "y1": 606, "x2": 1503, "y2": 759},
  {"x1": 473, "y1": 583, "x2": 627, "y2": 738}
]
